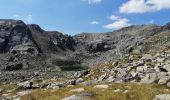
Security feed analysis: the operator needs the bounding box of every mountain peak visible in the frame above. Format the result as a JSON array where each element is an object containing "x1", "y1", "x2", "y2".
[{"x1": 0, "y1": 19, "x2": 24, "y2": 25}]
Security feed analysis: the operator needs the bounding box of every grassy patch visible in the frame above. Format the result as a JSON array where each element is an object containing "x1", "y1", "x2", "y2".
[
  {"x1": 20, "y1": 85, "x2": 82, "y2": 100},
  {"x1": 0, "y1": 83, "x2": 17, "y2": 91},
  {"x1": 20, "y1": 83, "x2": 170, "y2": 100},
  {"x1": 0, "y1": 83, "x2": 18, "y2": 96}
]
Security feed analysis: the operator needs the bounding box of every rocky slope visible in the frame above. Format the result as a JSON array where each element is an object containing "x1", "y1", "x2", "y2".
[
  {"x1": 1, "y1": 46, "x2": 170, "y2": 100},
  {"x1": 0, "y1": 19, "x2": 170, "y2": 75},
  {"x1": 0, "y1": 19, "x2": 170, "y2": 100},
  {"x1": 0, "y1": 19, "x2": 170, "y2": 82}
]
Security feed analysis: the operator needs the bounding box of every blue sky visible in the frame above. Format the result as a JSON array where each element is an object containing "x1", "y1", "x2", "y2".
[{"x1": 0, "y1": 0, "x2": 170, "y2": 35}]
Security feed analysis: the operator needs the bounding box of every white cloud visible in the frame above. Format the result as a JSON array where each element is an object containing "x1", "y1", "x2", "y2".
[
  {"x1": 90, "y1": 21, "x2": 99, "y2": 25},
  {"x1": 82, "y1": 0, "x2": 102, "y2": 4},
  {"x1": 13, "y1": 14, "x2": 20, "y2": 19},
  {"x1": 104, "y1": 15, "x2": 131, "y2": 29},
  {"x1": 24, "y1": 14, "x2": 33, "y2": 23},
  {"x1": 119, "y1": 0, "x2": 170, "y2": 13},
  {"x1": 149, "y1": 19, "x2": 154, "y2": 24},
  {"x1": 109, "y1": 15, "x2": 121, "y2": 20},
  {"x1": 12, "y1": 14, "x2": 33, "y2": 24},
  {"x1": 119, "y1": 0, "x2": 151, "y2": 13},
  {"x1": 104, "y1": 18, "x2": 131, "y2": 29},
  {"x1": 147, "y1": 0, "x2": 170, "y2": 10}
]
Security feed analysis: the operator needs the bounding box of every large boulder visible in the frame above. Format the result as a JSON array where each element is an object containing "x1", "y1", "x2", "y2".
[
  {"x1": 17, "y1": 81, "x2": 34, "y2": 89},
  {"x1": 158, "y1": 76, "x2": 170, "y2": 85},
  {"x1": 47, "y1": 82, "x2": 65, "y2": 89},
  {"x1": 153, "y1": 94, "x2": 170, "y2": 100},
  {"x1": 140, "y1": 73, "x2": 158, "y2": 84},
  {"x1": 162, "y1": 64, "x2": 170, "y2": 72}
]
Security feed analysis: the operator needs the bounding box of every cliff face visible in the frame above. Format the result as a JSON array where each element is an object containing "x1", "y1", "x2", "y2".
[
  {"x1": 0, "y1": 20, "x2": 38, "y2": 54},
  {"x1": 0, "y1": 20, "x2": 74, "y2": 55},
  {"x1": 0, "y1": 19, "x2": 78, "y2": 72},
  {"x1": 0, "y1": 19, "x2": 170, "y2": 72}
]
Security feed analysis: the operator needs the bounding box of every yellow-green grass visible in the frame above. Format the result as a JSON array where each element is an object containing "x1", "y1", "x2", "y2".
[
  {"x1": 0, "y1": 83, "x2": 17, "y2": 92},
  {"x1": 0, "y1": 83, "x2": 18, "y2": 97},
  {"x1": 20, "y1": 83, "x2": 170, "y2": 100}
]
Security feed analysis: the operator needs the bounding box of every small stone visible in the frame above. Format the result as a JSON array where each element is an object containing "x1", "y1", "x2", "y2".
[
  {"x1": 70, "y1": 88, "x2": 84, "y2": 92},
  {"x1": 136, "y1": 66, "x2": 147, "y2": 72},
  {"x1": 77, "y1": 92, "x2": 94, "y2": 98},
  {"x1": 112, "y1": 60, "x2": 119, "y2": 66},
  {"x1": 47, "y1": 84, "x2": 59, "y2": 90},
  {"x1": 98, "y1": 74, "x2": 107, "y2": 81},
  {"x1": 163, "y1": 64, "x2": 170, "y2": 72},
  {"x1": 117, "y1": 69, "x2": 127, "y2": 78},
  {"x1": 82, "y1": 80, "x2": 98, "y2": 86},
  {"x1": 154, "y1": 63, "x2": 162, "y2": 72},
  {"x1": 76, "y1": 78, "x2": 84, "y2": 84},
  {"x1": 93, "y1": 85, "x2": 109, "y2": 89},
  {"x1": 67, "y1": 85, "x2": 75, "y2": 88},
  {"x1": 166, "y1": 82, "x2": 170, "y2": 87},
  {"x1": 115, "y1": 80, "x2": 124, "y2": 83},
  {"x1": 74, "y1": 72, "x2": 79, "y2": 77},
  {"x1": 12, "y1": 95, "x2": 19, "y2": 99},
  {"x1": 46, "y1": 82, "x2": 63, "y2": 90},
  {"x1": 156, "y1": 58, "x2": 165, "y2": 63},
  {"x1": 62, "y1": 95, "x2": 82, "y2": 100},
  {"x1": 158, "y1": 77, "x2": 170, "y2": 85},
  {"x1": 141, "y1": 54, "x2": 153, "y2": 60},
  {"x1": 0, "y1": 88, "x2": 4, "y2": 93},
  {"x1": 164, "y1": 89, "x2": 169, "y2": 92},
  {"x1": 52, "y1": 85, "x2": 60, "y2": 90},
  {"x1": 107, "y1": 76, "x2": 115, "y2": 82},
  {"x1": 113, "y1": 89, "x2": 122, "y2": 92},
  {"x1": 130, "y1": 71, "x2": 138, "y2": 77},
  {"x1": 123, "y1": 90, "x2": 129, "y2": 94},
  {"x1": 68, "y1": 79, "x2": 76, "y2": 85}
]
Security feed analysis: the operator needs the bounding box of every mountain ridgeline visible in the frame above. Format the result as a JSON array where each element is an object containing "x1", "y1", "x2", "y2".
[{"x1": 0, "y1": 19, "x2": 170, "y2": 73}]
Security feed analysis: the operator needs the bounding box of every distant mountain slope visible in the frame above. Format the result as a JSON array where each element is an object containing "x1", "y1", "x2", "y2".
[{"x1": 0, "y1": 19, "x2": 170, "y2": 72}]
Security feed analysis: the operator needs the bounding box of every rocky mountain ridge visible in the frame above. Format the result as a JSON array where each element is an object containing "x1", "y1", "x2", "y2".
[
  {"x1": 0, "y1": 19, "x2": 170, "y2": 82},
  {"x1": 0, "y1": 19, "x2": 170, "y2": 100}
]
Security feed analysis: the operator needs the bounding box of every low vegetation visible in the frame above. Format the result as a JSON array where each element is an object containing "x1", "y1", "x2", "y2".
[{"x1": 20, "y1": 83, "x2": 170, "y2": 100}]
